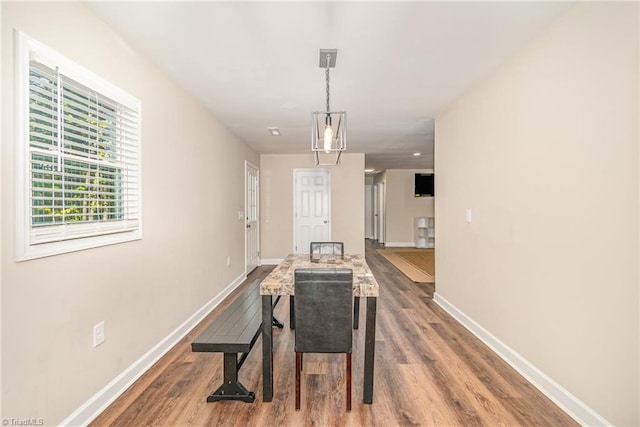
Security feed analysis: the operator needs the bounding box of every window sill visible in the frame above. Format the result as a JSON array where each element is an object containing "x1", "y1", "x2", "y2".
[{"x1": 16, "y1": 229, "x2": 142, "y2": 262}]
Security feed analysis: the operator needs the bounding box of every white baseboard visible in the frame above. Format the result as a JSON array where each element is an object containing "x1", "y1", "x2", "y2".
[
  {"x1": 433, "y1": 292, "x2": 612, "y2": 427},
  {"x1": 383, "y1": 242, "x2": 415, "y2": 248},
  {"x1": 260, "y1": 258, "x2": 283, "y2": 265},
  {"x1": 60, "y1": 272, "x2": 247, "y2": 427}
]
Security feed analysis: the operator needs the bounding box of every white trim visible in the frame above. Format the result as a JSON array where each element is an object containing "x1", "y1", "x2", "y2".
[
  {"x1": 20, "y1": 32, "x2": 139, "y2": 108},
  {"x1": 260, "y1": 258, "x2": 283, "y2": 265},
  {"x1": 383, "y1": 242, "x2": 415, "y2": 248},
  {"x1": 433, "y1": 292, "x2": 612, "y2": 427},
  {"x1": 15, "y1": 30, "x2": 30, "y2": 262},
  {"x1": 60, "y1": 273, "x2": 247, "y2": 427},
  {"x1": 20, "y1": 231, "x2": 143, "y2": 261}
]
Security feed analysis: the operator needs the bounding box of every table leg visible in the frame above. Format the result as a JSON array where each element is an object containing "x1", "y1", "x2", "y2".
[
  {"x1": 289, "y1": 295, "x2": 295, "y2": 329},
  {"x1": 353, "y1": 296, "x2": 360, "y2": 329},
  {"x1": 363, "y1": 296, "x2": 377, "y2": 404},
  {"x1": 262, "y1": 295, "x2": 273, "y2": 402}
]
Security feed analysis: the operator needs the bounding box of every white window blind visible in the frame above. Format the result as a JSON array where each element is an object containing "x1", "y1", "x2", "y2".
[{"x1": 17, "y1": 32, "x2": 142, "y2": 260}]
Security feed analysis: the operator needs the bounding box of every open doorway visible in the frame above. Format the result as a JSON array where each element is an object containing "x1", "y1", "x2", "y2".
[{"x1": 364, "y1": 170, "x2": 435, "y2": 290}]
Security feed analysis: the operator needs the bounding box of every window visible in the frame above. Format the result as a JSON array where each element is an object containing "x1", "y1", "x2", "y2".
[{"x1": 16, "y1": 32, "x2": 142, "y2": 260}]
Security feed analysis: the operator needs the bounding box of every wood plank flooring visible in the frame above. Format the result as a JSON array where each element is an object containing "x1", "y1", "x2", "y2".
[{"x1": 90, "y1": 240, "x2": 577, "y2": 426}]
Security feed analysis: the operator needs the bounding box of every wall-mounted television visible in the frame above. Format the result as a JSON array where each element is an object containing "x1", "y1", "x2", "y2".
[{"x1": 415, "y1": 173, "x2": 434, "y2": 197}]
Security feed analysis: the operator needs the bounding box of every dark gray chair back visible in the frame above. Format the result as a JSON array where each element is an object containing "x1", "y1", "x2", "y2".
[
  {"x1": 294, "y1": 268, "x2": 353, "y2": 353},
  {"x1": 309, "y1": 242, "x2": 344, "y2": 261}
]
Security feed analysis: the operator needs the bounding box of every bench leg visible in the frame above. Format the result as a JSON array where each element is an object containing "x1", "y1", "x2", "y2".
[
  {"x1": 272, "y1": 295, "x2": 284, "y2": 328},
  {"x1": 207, "y1": 353, "x2": 255, "y2": 403},
  {"x1": 272, "y1": 317, "x2": 284, "y2": 328}
]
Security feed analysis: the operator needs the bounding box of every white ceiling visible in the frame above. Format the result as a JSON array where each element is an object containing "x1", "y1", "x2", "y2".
[{"x1": 86, "y1": 1, "x2": 572, "y2": 172}]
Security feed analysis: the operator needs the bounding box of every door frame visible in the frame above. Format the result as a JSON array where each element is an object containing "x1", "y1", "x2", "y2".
[
  {"x1": 373, "y1": 184, "x2": 379, "y2": 240},
  {"x1": 245, "y1": 161, "x2": 260, "y2": 274},
  {"x1": 293, "y1": 168, "x2": 331, "y2": 253},
  {"x1": 377, "y1": 182, "x2": 385, "y2": 244},
  {"x1": 364, "y1": 183, "x2": 373, "y2": 239}
]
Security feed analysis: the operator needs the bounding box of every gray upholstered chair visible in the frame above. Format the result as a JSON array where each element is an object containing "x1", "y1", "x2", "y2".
[
  {"x1": 294, "y1": 268, "x2": 353, "y2": 411},
  {"x1": 297, "y1": 241, "x2": 359, "y2": 329}
]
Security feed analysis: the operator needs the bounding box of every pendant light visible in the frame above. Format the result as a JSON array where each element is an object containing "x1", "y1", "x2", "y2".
[{"x1": 311, "y1": 49, "x2": 346, "y2": 165}]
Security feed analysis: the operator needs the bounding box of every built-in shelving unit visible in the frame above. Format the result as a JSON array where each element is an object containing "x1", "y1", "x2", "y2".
[{"x1": 415, "y1": 216, "x2": 435, "y2": 248}]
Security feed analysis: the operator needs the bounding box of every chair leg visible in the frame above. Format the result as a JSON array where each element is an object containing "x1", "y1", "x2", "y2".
[
  {"x1": 295, "y1": 352, "x2": 302, "y2": 410},
  {"x1": 346, "y1": 353, "x2": 352, "y2": 411}
]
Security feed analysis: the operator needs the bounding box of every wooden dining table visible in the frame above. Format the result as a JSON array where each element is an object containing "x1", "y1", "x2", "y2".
[{"x1": 260, "y1": 253, "x2": 380, "y2": 404}]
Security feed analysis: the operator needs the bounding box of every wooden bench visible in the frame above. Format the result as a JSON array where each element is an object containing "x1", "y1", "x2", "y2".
[{"x1": 192, "y1": 278, "x2": 277, "y2": 403}]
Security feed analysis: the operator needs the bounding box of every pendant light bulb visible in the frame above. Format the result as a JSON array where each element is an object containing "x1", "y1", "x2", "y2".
[{"x1": 323, "y1": 124, "x2": 333, "y2": 153}]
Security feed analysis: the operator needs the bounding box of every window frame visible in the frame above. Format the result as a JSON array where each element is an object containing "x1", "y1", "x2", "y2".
[{"x1": 15, "y1": 31, "x2": 143, "y2": 261}]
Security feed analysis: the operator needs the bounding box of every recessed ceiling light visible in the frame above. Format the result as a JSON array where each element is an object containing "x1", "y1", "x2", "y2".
[
  {"x1": 413, "y1": 152, "x2": 421, "y2": 156},
  {"x1": 267, "y1": 127, "x2": 281, "y2": 136}
]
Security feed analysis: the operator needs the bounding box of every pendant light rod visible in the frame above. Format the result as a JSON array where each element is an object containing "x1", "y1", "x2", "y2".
[
  {"x1": 321, "y1": 49, "x2": 336, "y2": 124},
  {"x1": 325, "y1": 56, "x2": 331, "y2": 113}
]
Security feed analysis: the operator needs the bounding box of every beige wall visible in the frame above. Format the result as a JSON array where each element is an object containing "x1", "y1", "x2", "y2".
[
  {"x1": 1, "y1": 2, "x2": 259, "y2": 423},
  {"x1": 435, "y1": 3, "x2": 638, "y2": 425},
  {"x1": 260, "y1": 153, "x2": 365, "y2": 259},
  {"x1": 384, "y1": 169, "x2": 434, "y2": 246},
  {"x1": 0, "y1": 3, "x2": 3, "y2": 422}
]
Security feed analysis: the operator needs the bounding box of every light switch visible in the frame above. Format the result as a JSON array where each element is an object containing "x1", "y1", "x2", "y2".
[
  {"x1": 465, "y1": 209, "x2": 472, "y2": 223},
  {"x1": 238, "y1": 211, "x2": 244, "y2": 220}
]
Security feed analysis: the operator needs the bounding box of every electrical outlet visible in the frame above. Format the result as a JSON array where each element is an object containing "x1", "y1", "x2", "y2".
[
  {"x1": 226, "y1": 256, "x2": 231, "y2": 267},
  {"x1": 93, "y1": 321, "x2": 105, "y2": 348}
]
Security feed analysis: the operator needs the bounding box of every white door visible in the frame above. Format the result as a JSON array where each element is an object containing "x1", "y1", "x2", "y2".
[
  {"x1": 294, "y1": 169, "x2": 330, "y2": 254},
  {"x1": 245, "y1": 162, "x2": 259, "y2": 273},
  {"x1": 373, "y1": 184, "x2": 379, "y2": 240},
  {"x1": 377, "y1": 182, "x2": 385, "y2": 244},
  {"x1": 364, "y1": 184, "x2": 373, "y2": 239}
]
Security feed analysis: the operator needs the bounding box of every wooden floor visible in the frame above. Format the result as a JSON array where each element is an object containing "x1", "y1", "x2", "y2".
[{"x1": 91, "y1": 240, "x2": 577, "y2": 426}]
